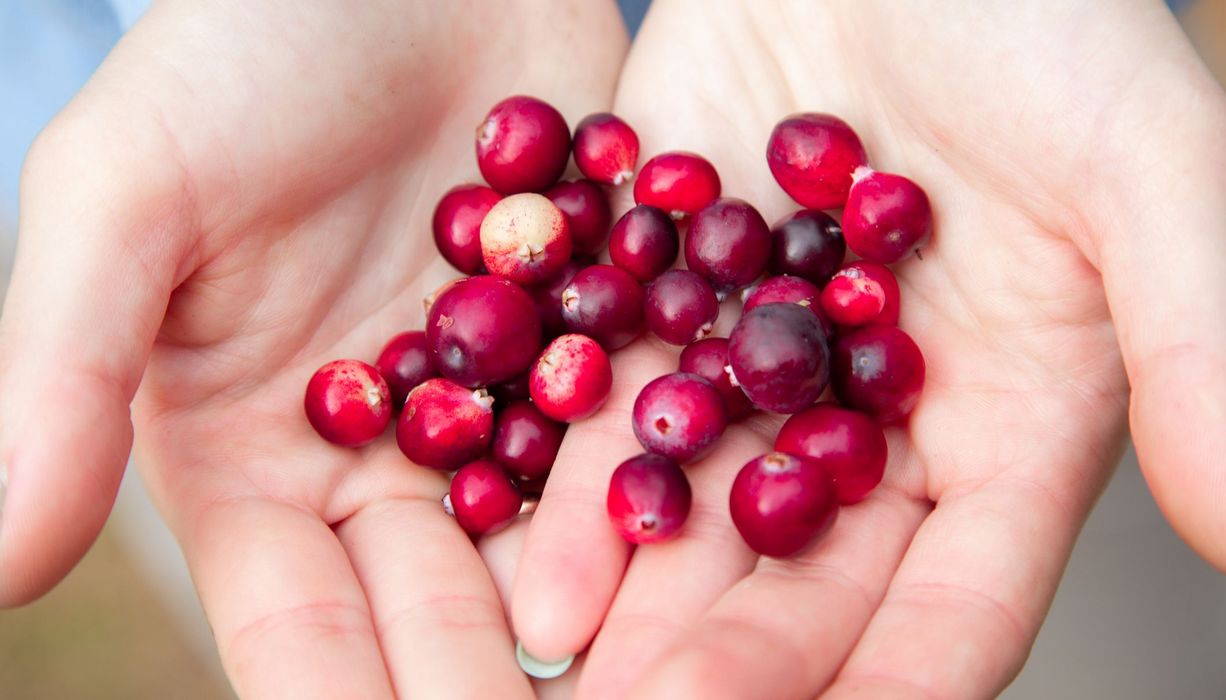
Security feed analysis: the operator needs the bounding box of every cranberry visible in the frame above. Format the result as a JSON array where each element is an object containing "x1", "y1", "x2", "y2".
[
  {"x1": 304, "y1": 360, "x2": 392, "y2": 447},
  {"x1": 774, "y1": 403, "x2": 887, "y2": 504},
  {"x1": 492, "y1": 400, "x2": 566, "y2": 481},
  {"x1": 396, "y1": 378, "x2": 494, "y2": 469},
  {"x1": 606, "y1": 453, "x2": 692, "y2": 544},
  {"x1": 529, "y1": 334, "x2": 613, "y2": 422},
  {"x1": 685, "y1": 198, "x2": 771, "y2": 297},
  {"x1": 729, "y1": 452, "x2": 838, "y2": 558},
  {"x1": 422, "y1": 277, "x2": 462, "y2": 318},
  {"x1": 448, "y1": 459, "x2": 523, "y2": 536},
  {"x1": 768, "y1": 209, "x2": 846, "y2": 286},
  {"x1": 530, "y1": 260, "x2": 584, "y2": 339},
  {"x1": 374, "y1": 331, "x2": 436, "y2": 407},
  {"x1": 488, "y1": 369, "x2": 532, "y2": 405},
  {"x1": 480, "y1": 193, "x2": 572, "y2": 286},
  {"x1": 831, "y1": 325, "x2": 925, "y2": 422},
  {"x1": 432, "y1": 184, "x2": 501, "y2": 274},
  {"x1": 632, "y1": 372, "x2": 727, "y2": 463},
  {"x1": 572, "y1": 113, "x2": 639, "y2": 186},
  {"x1": 644, "y1": 270, "x2": 720, "y2": 346},
  {"x1": 633, "y1": 151, "x2": 721, "y2": 219},
  {"x1": 427, "y1": 275, "x2": 541, "y2": 387},
  {"x1": 842, "y1": 167, "x2": 933, "y2": 263},
  {"x1": 727, "y1": 303, "x2": 830, "y2": 414},
  {"x1": 561, "y1": 264, "x2": 645, "y2": 350},
  {"x1": 545, "y1": 179, "x2": 613, "y2": 257},
  {"x1": 608, "y1": 205, "x2": 679, "y2": 283},
  {"x1": 743, "y1": 275, "x2": 833, "y2": 340},
  {"x1": 821, "y1": 261, "x2": 900, "y2": 327},
  {"x1": 678, "y1": 338, "x2": 753, "y2": 421},
  {"x1": 475, "y1": 95, "x2": 570, "y2": 194},
  {"x1": 766, "y1": 113, "x2": 868, "y2": 210}
]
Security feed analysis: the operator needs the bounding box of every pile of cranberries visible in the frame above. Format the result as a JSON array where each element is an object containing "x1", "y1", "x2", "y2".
[{"x1": 303, "y1": 96, "x2": 930, "y2": 557}]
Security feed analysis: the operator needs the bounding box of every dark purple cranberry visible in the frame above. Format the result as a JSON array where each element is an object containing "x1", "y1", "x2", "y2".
[
  {"x1": 488, "y1": 370, "x2": 532, "y2": 405},
  {"x1": 729, "y1": 452, "x2": 838, "y2": 558},
  {"x1": 728, "y1": 302, "x2": 830, "y2": 414},
  {"x1": 545, "y1": 179, "x2": 613, "y2": 257},
  {"x1": 678, "y1": 338, "x2": 753, "y2": 421},
  {"x1": 448, "y1": 459, "x2": 523, "y2": 536},
  {"x1": 375, "y1": 331, "x2": 436, "y2": 407},
  {"x1": 426, "y1": 275, "x2": 542, "y2": 387},
  {"x1": 396, "y1": 378, "x2": 495, "y2": 469},
  {"x1": 304, "y1": 360, "x2": 392, "y2": 447},
  {"x1": 530, "y1": 260, "x2": 584, "y2": 339},
  {"x1": 476, "y1": 95, "x2": 571, "y2": 194},
  {"x1": 492, "y1": 400, "x2": 566, "y2": 481},
  {"x1": 644, "y1": 270, "x2": 720, "y2": 345},
  {"x1": 608, "y1": 205, "x2": 679, "y2": 283},
  {"x1": 632, "y1": 372, "x2": 727, "y2": 463},
  {"x1": 775, "y1": 403, "x2": 887, "y2": 504},
  {"x1": 606, "y1": 453, "x2": 692, "y2": 544},
  {"x1": 768, "y1": 209, "x2": 846, "y2": 285},
  {"x1": 685, "y1": 198, "x2": 771, "y2": 297},
  {"x1": 561, "y1": 264, "x2": 645, "y2": 350},
  {"x1": 433, "y1": 184, "x2": 501, "y2": 274},
  {"x1": 831, "y1": 325, "x2": 925, "y2": 422}
]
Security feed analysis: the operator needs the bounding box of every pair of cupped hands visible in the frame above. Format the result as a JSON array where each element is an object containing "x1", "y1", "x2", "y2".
[{"x1": 1, "y1": 0, "x2": 1224, "y2": 698}]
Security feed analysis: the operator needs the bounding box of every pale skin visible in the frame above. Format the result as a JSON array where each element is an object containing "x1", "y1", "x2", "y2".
[{"x1": 0, "y1": 1, "x2": 1223, "y2": 699}]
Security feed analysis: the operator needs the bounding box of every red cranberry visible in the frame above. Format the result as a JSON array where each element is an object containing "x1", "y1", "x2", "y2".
[
  {"x1": 685, "y1": 198, "x2": 772, "y2": 297},
  {"x1": 632, "y1": 372, "x2": 727, "y2": 463},
  {"x1": 304, "y1": 360, "x2": 392, "y2": 447},
  {"x1": 768, "y1": 209, "x2": 846, "y2": 285},
  {"x1": 492, "y1": 400, "x2": 566, "y2": 481},
  {"x1": 427, "y1": 275, "x2": 541, "y2": 387},
  {"x1": 432, "y1": 184, "x2": 501, "y2": 274},
  {"x1": 545, "y1": 179, "x2": 613, "y2": 257},
  {"x1": 480, "y1": 193, "x2": 572, "y2": 286},
  {"x1": 529, "y1": 334, "x2": 613, "y2": 422},
  {"x1": 449, "y1": 459, "x2": 523, "y2": 536},
  {"x1": 633, "y1": 151, "x2": 721, "y2": 220},
  {"x1": 774, "y1": 403, "x2": 887, "y2": 504},
  {"x1": 729, "y1": 452, "x2": 838, "y2": 558},
  {"x1": 488, "y1": 369, "x2": 532, "y2": 405},
  {"x1": 831, "y1": 325, "x2": 925, "y2": 422},
  {"x1": 842, "y1": 167, "x2": 933, "y2": 264},
  {"x1": 645, "y1": 270, "x2": 720, "y2": 346},
  {"x1": 530, "y1": 260, "x2": 584, "y2": 339},
  {"x1": 606, "y1": 453, "x2": 692, "y2": 544},
  {"x1": 573, "y1": 113, "x2": 639, "y2": 186},
  {"x1": 743, "y1": 274, "x2": 833, "y2": 340},
  {"x1": 821, "y1": 261, "x2": 900, "y2": 327},
  {"x1": 727, "y1": 302, "x2": 830, "y2": 414},
  {"x1": 475, "y1": 95, "x2": 570, "y2": 194},
  {"x1": 766, "y1": 113, "x2": 868, "y2": 210},
  {"x1": 396, "y1": 378, "x2": 494, "y2": 469},
  {"x1": 422, "y1": 277, "x2": 462, "y2": 318},
  {"x1": 374, "y1": 331, "x2": 436, "y2": 407},
  {"x1": 678, "y1": 338, "x2": 753, "y2": 421},
  {"x1": 561, "y1": 264, "x2": 645, "y2": 350},
  {"x1": 608, "y1": 205, "x2": 679, "y2": 283}
]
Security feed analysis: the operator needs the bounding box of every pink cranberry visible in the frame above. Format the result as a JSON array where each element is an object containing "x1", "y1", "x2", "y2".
[
  {"x1": 774, "y1": 403, "x2": 887, "y2": 504},
  {"x1": 427, "y1": 275, "x2": 541, "y2": 387},
  {"x1": 831, "y1": 325, "x2": 925, "y2": 422},
  {"x1": 304, "y1": 360, "x2": 392, "y2": 447},
  {"x1": 685, "y1": 198, "x2": 771, "y2": 297},
  {"x1": 768, "y1": 209, "x2": 846, "y2": 286},
  {"x1": 530, "y1": 259, "x2": 584, "y2": 339},
  {"x1": 529, "y1": 334, "x2": 613, "y2": 422},
  {"x1": 606, "y1": 453, "x2": 692, "y2": 544},
  {"x1": 492, "y1": 400, "x2": 566, "y2": 481},
  {"x1": 729, "y1": 452, "x2": 838, "y2": 558},
  {"x1": 842, "y1": 167, "x2": 933, "y2": 263},
  {"x1": 573, "y1": 113, "x2": 640, "y2": 186},
  {"x1": 396, "y1": 378, "x2": 495, "y2": 469},
  {"x1": 727, "y1": 303, "x2": 830, "y2": 414},
  {"x1": 432, "y1": 184, "x2": 501, "y2": 274},
  {"x1": 633, "y1": 151, "x2": 721, "y2": 220},
  {"x1": 475, "y1": 95, "x2": 570, "y2": 194},
  {"x1": 766, "y1": 113, "x2": 868, "y2": 210},
  {"x1": 545, "y1": 179, "x2": 613, "y2": 257},
  {"x1": 645, "y1": 270, "x2": 720, "y2": 346},
  {"x1": 374, "y1": 331, "x2": 436, "y2": 407},
  {"x1": 632, "y1": 372, "x2": 727, "y2": 463},
  {"x1": 448, "y1": 459, "x2": 523, "y2": 536},
  {"x1": 561, "y1": 264, "x2": 645, "y2": 350},
  {"x1": 608, "y1": 205, "x2": 679, "y2": 283},
  {"x1": 479, "y1": 193, "x2": 572, "y2": 286},
  {"x1": 678, "y1": 338, "x2": 753, "y2": 421},
  {"x1": 821, "y1": 261, "x2": 900, "y2": 327}
]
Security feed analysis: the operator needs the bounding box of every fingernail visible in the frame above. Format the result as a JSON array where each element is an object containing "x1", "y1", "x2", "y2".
[{"x1": 516, "y1": 640, "x2": 574, "y2": 679}]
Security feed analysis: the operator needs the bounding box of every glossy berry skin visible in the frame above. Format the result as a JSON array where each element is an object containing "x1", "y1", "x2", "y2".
[
  {"x1": 529, "y1": 334, "x2": 613, "y2": 422},
  {"x1": 480, "y1": 193, "x2": 572, "y2": 286},
  {"x1": 685, "y1": 198, "x2": 772, "y2": 297},
  {"x1": 304, "y1": 360, "x2": 392, "y2": 447},
  {"x1": 632, "y1": 372, "x2": 727, "y2": 463},
  {"x1": 842, "y1": 167, "x2": 933, "y2": 263},
  {"x1": 775, "y1": 403, "x2": 888, "y2": 504},
  {"x1": 476, "y1": 95, "x2": 571, "y2": 194},
  {"x1": 766, "y1": 113, "x2": 868, "y2": 210},
  {"x1": 608, "y1": 205, "x2": 679, "y2": 283},
  {"x1": 678, "y1": 338, "x2": 753, "y2": 421},
  {"x1": 633, "y1": 151, "x2": 721, "y2": 220},
  {"x1": 432, "y1": 184, "x2": 501, "y2": 274},
  {"x1": 375, "y1": 331, "x2": 436, "y2": 407},
  {"x1": 427, "y1": 275, "x2": 542, "y2": 387},
  {"x1": 821, "y1": 261, "x2": 900, "y2": 327},
  {"x1": 831, "y1": 325, "x2": 925, "y2": 422},
  {"x1": 488, "y1": 370, "x2": 532, "y2": 405},
  {"x1": 493, "y1": 400, "x2": 566, "y2": 481},
  {"x1": 546, "y1": 179, "x2": 613, "y2": 257},
  {"x1": 645, "y1": 270, "x2": 720, "y2": 345},
  {"x1": 768, "y1": 209, "x2": 846, "y2": 286},
  {"x1": 607, "y1": 453, "x2": 692, "y2": 544},
  {"x1": 449, "y1": 459, "x2": 523, "y2": 536},
  {"x1": 396, "y1": 378, "x2": 495, "y2": 470},
  {"x1": 728, "y1": 302, "x2": 830, "y2": 414},
  {"x1": 743, "y1": 274, "x2": 833, "y2": 339},
  {"x1": 729, "y1": 452, "x2": 838, "y2": 558},
  {"x1": 561, "y1": 264, "x2": 645, "y2": 350},
  {"x1": 530, "y1": 259, "x2": 584, "y2": 339},
  {"x1": 573, "y1": 113, "x2": 640, "y2": 186}
]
